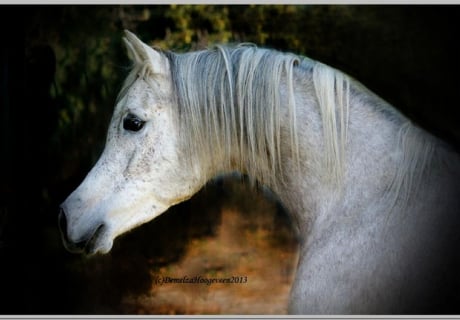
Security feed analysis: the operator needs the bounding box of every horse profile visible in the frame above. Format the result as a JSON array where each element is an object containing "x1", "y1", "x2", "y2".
[{"x1": 59, "y1": 30, "x2": 460, "y2": 314}]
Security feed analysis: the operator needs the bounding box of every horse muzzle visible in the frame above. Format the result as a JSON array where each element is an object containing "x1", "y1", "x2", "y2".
[{"x1": 58, "y1": 208, "x2": 109, "y2": 255}]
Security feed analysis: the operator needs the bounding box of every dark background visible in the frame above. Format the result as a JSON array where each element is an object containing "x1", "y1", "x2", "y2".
[{"x1": 1, "y1": 5, "x2": 459, "y2": 314}]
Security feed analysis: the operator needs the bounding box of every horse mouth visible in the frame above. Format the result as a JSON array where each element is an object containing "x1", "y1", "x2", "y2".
[
  {"x1": 82, "y1": 224, "x2": 107, "y2": 255},
  {"x1": 59, "y1": 211, "x2": 108, "y2": 255}
]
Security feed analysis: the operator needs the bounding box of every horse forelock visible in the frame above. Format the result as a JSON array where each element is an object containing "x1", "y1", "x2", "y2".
[{"x1": 116, "y1": 62, "x2": 151, "y2": 106}]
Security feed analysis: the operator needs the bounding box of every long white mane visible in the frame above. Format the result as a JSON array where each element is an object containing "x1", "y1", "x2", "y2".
[
  {"x1": 120, "y1": 44, "x2": 439, "y2": 211},
  {"x1": 120, "y1": 45, "x2": 351, "y2": 188}
]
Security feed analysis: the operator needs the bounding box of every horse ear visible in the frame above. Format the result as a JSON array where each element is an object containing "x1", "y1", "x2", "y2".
[{"x1": 123, "y1": 30, "x2": 167, "y2": 75}]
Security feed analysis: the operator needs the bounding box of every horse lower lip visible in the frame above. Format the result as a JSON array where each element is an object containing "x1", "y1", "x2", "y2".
[
  {"x1": 66, "y1": 241, "x2": 86, "y2": 253},
  {"x1": 84, "y1": 224, "x2": 106, "y2": 255},
  {"x1": 61, "y1": 224, "x2": 106, "y2": 255},
  {"x1": 62, "y1": 237, "x2": 87, "y2": 254}
]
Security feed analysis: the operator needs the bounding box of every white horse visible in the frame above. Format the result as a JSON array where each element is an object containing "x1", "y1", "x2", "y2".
[{"x1": 59, "y1": 30, "x2": 460, "y2": 314}]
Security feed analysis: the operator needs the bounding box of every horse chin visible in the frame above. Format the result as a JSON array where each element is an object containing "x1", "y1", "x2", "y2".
[
  {"x1": 84, "y1": 226, "x2": 114, "y2": 255},
  {"x1": 86, "y1": 240, "x2": 113, "y2": 255},
  {"x1": 63, "y1": 222, "x2": 113, "y2": 256}
]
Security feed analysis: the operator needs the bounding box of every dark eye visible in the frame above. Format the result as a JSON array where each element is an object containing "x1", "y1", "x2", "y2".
[{"x1": 123, "y1": 114, "x2": 145, "y2": 132}]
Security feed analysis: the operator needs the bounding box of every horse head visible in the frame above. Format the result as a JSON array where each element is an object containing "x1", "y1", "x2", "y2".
[{"x1": 59, "y1": 31, "x2": 204, "y2": 254}]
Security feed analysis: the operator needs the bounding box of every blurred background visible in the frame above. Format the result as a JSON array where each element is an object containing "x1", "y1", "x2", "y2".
[{"x1": 1, "y1": 5, "x2": 460, "y2": 314}]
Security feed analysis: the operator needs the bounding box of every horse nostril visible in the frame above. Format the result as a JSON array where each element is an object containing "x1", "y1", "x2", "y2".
[
  {"x1": 58, "y1": 208, "x2": 86, "y2": 253},
  {"x1": 58, "y1": 207, "x2": 106, "y2": 254},
  {"x1": 58, "y1": 208, "x2": 67, "y2": 236},
  {"x1": 58, "y1": 208, "x2": 74, "y2": 248}
]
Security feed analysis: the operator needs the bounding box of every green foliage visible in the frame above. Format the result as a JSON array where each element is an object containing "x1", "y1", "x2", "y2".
[
  {"x1": 160, "y1": 5, "x2": 232, "y2": 49},
  {"x1": 29, "y1": 7, "x2": 127, "y2": 180}
]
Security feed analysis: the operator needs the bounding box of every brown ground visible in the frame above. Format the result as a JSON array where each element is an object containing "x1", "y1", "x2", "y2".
[
  {"x1": 120, "y1": 192, "x2": 299, "y2": 315},
  {"x1": 67, "y1": 179, "x2": 299, "y2": 315}
]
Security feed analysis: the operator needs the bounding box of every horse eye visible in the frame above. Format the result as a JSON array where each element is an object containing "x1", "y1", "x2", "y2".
[{"x1": 123, "y1": 114, "x2": 145, "y2": 132}]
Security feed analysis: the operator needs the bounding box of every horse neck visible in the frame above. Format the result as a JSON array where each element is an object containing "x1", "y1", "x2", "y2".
[{"x1": 271, "y1": 79, "x2": 420, "y2": 238}]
